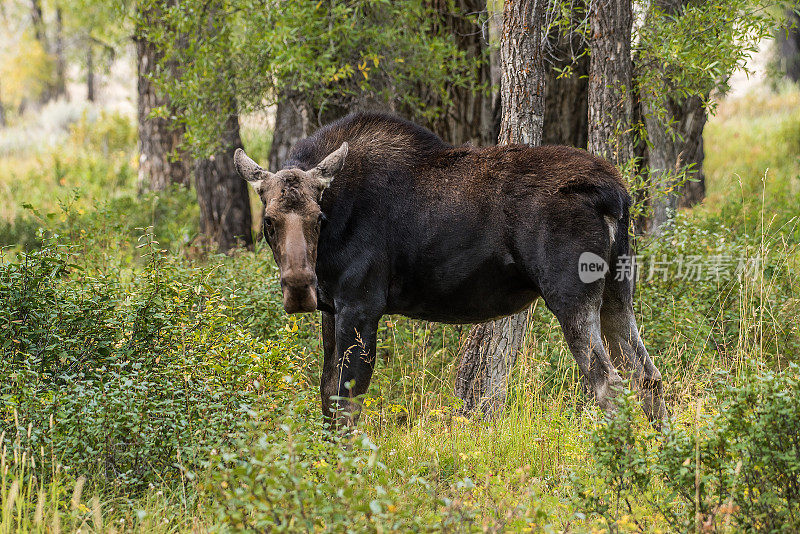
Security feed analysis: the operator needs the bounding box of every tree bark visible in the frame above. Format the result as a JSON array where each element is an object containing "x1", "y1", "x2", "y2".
[
  {"x1": 587, "y1": 0, "x2": 635, "y2": 165},
  {"x1": 542, "y1": 10, "x2": 589, "y2": 148},
  {"x1": 268, "y1": 96, "x2": 314, "y2": 171},
  {"x1": 777, "y1": 8, "x2": 800, "y2": 83},
  {"x1": 455, "y1": 0, "x2": 546, "y2": 418},
  {"x1": 423, "y1": 0, "x2": 495, "y2": 146},
  {"x1": 53, "y1": 6, "x2": 66, "y2": 99},
  {"x1": 645, "y1": 95, "x2": 707, "y2": 232},
  {"x1": 135, "y1": 6, "x2": 191, "y2": 191},
  {"x1": 643, "y1": 0, "x2": 708, "y2": 234},
  {"x1": 87, "y1": 43, "x2": 95, "y2": 102},
  {"x1": 195, "y1": 111, "x2": 253, "y2": 252}
]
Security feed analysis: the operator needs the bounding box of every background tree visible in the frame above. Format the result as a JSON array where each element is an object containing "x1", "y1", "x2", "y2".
[
  {"x1": 155, "y1": 0, "x2": 483, "y2": 251},
  {"x1": 175, "y1": 2, "x2": 254, "y2": 251},
  {"x1": 134, "y1": 0, "x2": 191, "y2": 192},
  {"x1": 26, "y1": 0, "x2": 66, "y2": 103},
  {"x1": 636, "y1": 0, "x2": 775, "y2": 232},
  {"x1": 422, "y1": 0, "x2": 495, "y2": 146},
  {"x1": 776, "y1": 8, "x2": 800, "y2": 82},
  {"x1": 542, "y1": 1, "x2": 589, "y2": 148},
  {"x1": 454, "y1": 0, "x2": 546, "y2": 417},
  {"x1": 159, "y1": 0, "x2": 477, "y2": 160},
  {"x1": 267, "y1": 1, "x2": 493, "y2": 169},
  {"x1": 194, "y1": 110, "x2": 253, "y2": 251},
  {"x1": 642, "y1": 0, "x2": 708, "y2": 233},
  {"x1": 587, "y1": 0, "x2": 635, "y2": 165}
]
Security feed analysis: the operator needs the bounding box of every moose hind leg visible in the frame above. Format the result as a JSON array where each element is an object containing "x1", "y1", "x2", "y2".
[
  {"x1": 557, "y1": 304, "x2": 624, "y2": 414},
  {"x1": 600, "y1": 280, "x2": 669, "y2": 427}
]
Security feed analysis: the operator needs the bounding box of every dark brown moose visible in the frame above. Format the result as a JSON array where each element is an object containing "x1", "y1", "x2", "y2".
[{"x1": 234, "y1": 113, "x2": 668, "y2": 428}]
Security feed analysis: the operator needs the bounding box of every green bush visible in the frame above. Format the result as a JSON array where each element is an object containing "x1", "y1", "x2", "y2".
[
  {"x1": 68, "y1": 110, "x2": 137, "y2": 156},
  {"x1": 573, "y1": 366, "x2": 800, "y2": 533},
  {"x1": 1, "y1": 233, "x2": 302, "y2": 490},
  {"x1": 207, "y1": 405, "x2": 443, "y2": 533}
]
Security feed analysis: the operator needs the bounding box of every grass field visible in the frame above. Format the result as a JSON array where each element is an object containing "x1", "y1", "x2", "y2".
[{"x1": 1, "y1": 86, "x2": 799, "y2": 532}]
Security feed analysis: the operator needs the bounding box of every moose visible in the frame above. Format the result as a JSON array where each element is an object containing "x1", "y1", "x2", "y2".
[{"x1": 234, "y1": 112, "x2": 668, "y2": 428}]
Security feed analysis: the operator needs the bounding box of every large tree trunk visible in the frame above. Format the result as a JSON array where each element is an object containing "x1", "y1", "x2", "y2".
[
  {"x1": 423, "y1": 0, "x2": 495, "y2": 146},
  {"x1": 195, "y1": 112, "x2": 253, "y2": 252},
  {"x1": 644, "y1": 0, "x2": 708, "y2": 234},
  {"x1": 455, "y1": 0, "x2": 546, "y2": 418},
  {"x1": 587, "y1": 0, "x2": 635, "y2": 164},
  {"x1": 267, "y1": 96, "x2": 313, "y2": 171},
  {"x1": 134, "y1": 7, "x2": 191, "y2": 192},
  {"x1": 645, "y1": 95, "x2": 707, "y2": 232},
  {"x1": 778, "y1": 8, "x2": 800, "y2": 83},
  {"x1": 542, "y1": 8, "x2": 589, "y2": 148}
]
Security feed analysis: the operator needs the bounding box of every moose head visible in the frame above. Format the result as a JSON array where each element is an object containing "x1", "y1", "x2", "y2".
[{"x1": 234, "y1": 143, "x2": 348, "y2": 313}]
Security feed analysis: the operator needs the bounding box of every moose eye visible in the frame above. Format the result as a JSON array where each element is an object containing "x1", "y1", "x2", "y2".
[{"x1": 263, "y1": 217, "x2": 275, "y2": 236}]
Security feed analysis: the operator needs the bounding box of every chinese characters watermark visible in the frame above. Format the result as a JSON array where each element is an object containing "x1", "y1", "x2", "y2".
[{"x1": 578, "y1": 253, "x2": 763, "y2": 283}]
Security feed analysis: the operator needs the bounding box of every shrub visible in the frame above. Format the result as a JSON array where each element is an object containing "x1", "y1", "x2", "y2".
[
  {"x1": 207, "y1": 405, "x2": 442, "y2": 533},
  {"x1": 573, "y1": 366, "x2": 800, "y2": 533},
  {"x1": 1, "y1": 233, "x2": 303, "y2": 490}
]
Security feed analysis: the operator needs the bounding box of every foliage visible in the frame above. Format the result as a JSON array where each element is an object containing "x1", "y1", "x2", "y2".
[
  {"x1": 635, "y1": 0, "x2": 779, "y2": 110},
  {"x1": 144, "y1": 0, "x2": 479, "y2": 155},
  {"x1": 0, "y1": 232, "x2": 303, "y2": 490},
  {"x1": 208, "y1": 406, "x2": 437, "y2": 532},
  {"x1": 0, "y1": 34, "x2": 54, "y2": 111},
  {"x1": 574, "y1": 367, "x2": 800, "y2": 533}
]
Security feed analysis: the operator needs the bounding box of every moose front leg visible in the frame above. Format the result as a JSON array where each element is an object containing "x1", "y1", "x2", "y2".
[
  {"x1": 324, "y1": 305, "x2": 380, "y2": 428},
  {"x1": 320, "y1": 311, "x2": 339, "y2": 425}
]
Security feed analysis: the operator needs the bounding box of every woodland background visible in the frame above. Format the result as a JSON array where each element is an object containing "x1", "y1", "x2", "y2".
[{"x1": 1, "y1": 0, "x2": 800, "y2": 531}]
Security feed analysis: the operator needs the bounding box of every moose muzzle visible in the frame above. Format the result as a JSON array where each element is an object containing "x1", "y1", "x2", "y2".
[{"x1": 281, "y1": 270, "x2": 318, "y2": 313}]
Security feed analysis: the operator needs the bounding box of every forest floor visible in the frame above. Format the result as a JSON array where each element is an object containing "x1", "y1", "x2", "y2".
[{"x1": 1, "y1": 84, "x2": 799, "y2": 532}]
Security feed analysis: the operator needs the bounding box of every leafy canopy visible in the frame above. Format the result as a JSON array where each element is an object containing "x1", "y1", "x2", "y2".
[{"x1": 144, "y1": 0, "x2": 477, "y2": 155}]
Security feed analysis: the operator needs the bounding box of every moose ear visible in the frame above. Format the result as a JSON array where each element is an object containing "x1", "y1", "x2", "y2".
[
  {"x1": 234, "y1": 148, "x2": 272, "y2": 192},
  {"x1": 310, "y1": 142, "x2": 348, "y2": 189}
]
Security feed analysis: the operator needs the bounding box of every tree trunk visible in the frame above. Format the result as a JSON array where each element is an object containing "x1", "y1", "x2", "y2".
[
  {"x1": 423, "y1": 0, "x2": 495, "y2": 146},
  {"x1": 587, "y1": 0, "x2": 635, "y2": 165},
  {"x1": 53, "y1": 6, "x2": 66, "y2": 100},
  {"x1": 29, "y1": 0, "x2": 47, "y2": 46},
  {"x1": 268, "y1": 94, "x2": 357, "y2": 170},
  {"x1": 135, "y1": 7, "x2": 191, "y2": 192},
  {"x1": 195, "y1": 112, "x2": 253, "y2": 252},
  {"x1": 267, "y1": 96, "x2": 313, "y2": 171},
  {"x1": 29, "y1": 0, "x2": 62, "y2": 104},
  {"x1": 777, "y1": 8, "x2": 800, "y2": 83},
  {"x1": 646, "y1": 95, "x2": 707, "y2": 232},
  {"x1": 87, "y1": 43, "x2": 95, "y2": 102},
  {"x1": 643, "y1": 0, "x2": 708, "y2": 234},
  {"x1": 455, "y1": 0, "x2": 546, "y2": 418},
  {"x1": 542, "y1": 10, "x2": 589, "y2": 148}
]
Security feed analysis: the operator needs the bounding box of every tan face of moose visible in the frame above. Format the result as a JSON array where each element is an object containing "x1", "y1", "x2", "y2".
[{"x1": 234, "y1": 143, "x2": 348, "y2": 314}]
